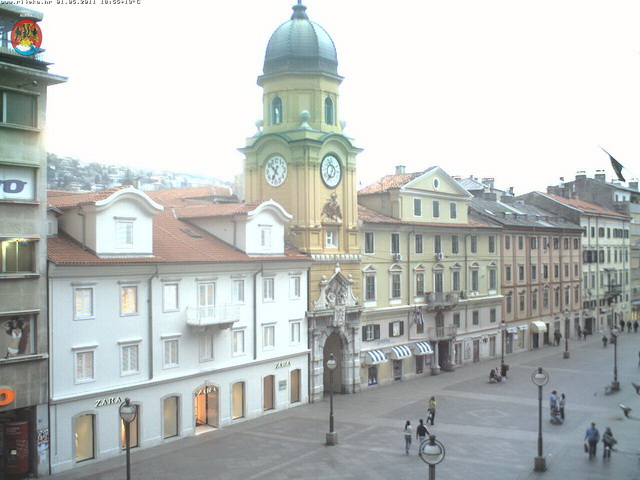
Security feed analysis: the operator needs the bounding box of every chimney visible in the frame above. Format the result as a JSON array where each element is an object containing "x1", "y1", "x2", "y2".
[
  {"x1": 594, "y1": 170, "x2": 606, "y2": 182},
  {"x1": 481, "y1": 177, "x2": 495, "y2": 189},
  {"x1": 395, "y1": 165, "x2": 406, "y2": 175},
  {"x1": 575, "y1": 170, "x2": 587, "y2": 180},
  {"x1": 629, "y1": 179, "x2": 639, "y2": 191},
  {"x1": 508, "y1": 186, "x2": 514, "y2": 196}
]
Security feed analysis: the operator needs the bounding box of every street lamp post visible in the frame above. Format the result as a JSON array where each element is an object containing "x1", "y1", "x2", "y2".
[
  {"x1": 531, "y1": 367, "x2": 549, "y2": 472},
  {"x1": 500, "y1": 321, "x2": 506, "y2": 368},
  {"x1": 563, "y1": 311, "x2": 570, "y2": 359},
  {"x1": 119, "y1": 398, "x2": 137, "y2": 480},
  {"x1": 325, "y1": 353, "x2": 338, "y2": 446},
  {"x1": 610, "y1": 327, "x2": 620, "y2": 391},
  {"x1": 419, "y1": 434, "x2": 445, "y2": 480}
]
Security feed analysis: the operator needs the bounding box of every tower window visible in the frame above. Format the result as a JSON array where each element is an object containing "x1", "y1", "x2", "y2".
[
  {"x1": 324, "y1": 97, "x2": 334, "y2": 125},
  {"x1": 271, "y1": 96, "x2": 283, "y2": 125}
]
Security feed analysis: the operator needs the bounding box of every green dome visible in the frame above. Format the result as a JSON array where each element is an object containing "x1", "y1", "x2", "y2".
[{"x1": 263, "y1": 3, "x2": 339, "y2": 78}]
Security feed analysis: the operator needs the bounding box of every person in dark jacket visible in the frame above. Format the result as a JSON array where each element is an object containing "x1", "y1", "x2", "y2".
[
  {"x1": 585, "y1": 423, "x2": 600, "y2": 459},
  {"x1": 602, "y1": 427, "x2": 617, "y2": 459},
  {"x1": 416, "y1": 419, "x2": 429, "y2": 454},
  {"x1": 602, "y1": 335, "x2": 608, "y2": 348}
]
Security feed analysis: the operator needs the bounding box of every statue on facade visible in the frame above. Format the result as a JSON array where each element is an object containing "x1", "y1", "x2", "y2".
[{"x1": 321, "y1": 193, "x2": 343, "y2": 222}]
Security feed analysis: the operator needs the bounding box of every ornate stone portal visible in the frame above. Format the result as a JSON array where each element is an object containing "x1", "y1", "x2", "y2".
[{"x1": 308, "y1": 264, "x2": 362, "y2": 401}]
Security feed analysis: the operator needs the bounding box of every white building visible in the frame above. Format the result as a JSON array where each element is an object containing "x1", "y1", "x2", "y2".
[{"x1": 46, "y1": 186, "x2": 311, "y2": 474}]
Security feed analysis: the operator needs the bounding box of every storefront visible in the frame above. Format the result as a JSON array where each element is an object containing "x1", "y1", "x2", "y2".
[
  {"x1": 530, "y1": 321, "x2": 547, "y2": 348},
  {"x1": 361, "y1": 342, "x2": 434, "y2": 388},
  {"x1": 49, "y1": 355, "x2": 308, "y2": 474}
]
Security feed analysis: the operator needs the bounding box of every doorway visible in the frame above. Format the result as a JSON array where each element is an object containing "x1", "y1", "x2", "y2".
[
  {"x1": 194, "y1": 385, "x2": 219, "y2": 433},
  {"x1": 323, "y1": 333, "x2": 343, "y2": 394},
  {"x1": 263, "y1": 375, "x2": 275, "y2": 411},
  {"x1": 473, "y1": 339, "x2": 480, "y2": 363}
]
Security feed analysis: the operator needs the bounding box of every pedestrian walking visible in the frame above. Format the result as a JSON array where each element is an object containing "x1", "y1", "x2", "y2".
[
  {"x1": 403, "y1": 420, "x2": 412, "y2": 454},
  {"x1": 628, "y1": 322, "x2": 632, "y2": 333},
  {"x1": 427, "y1": 396, "x2": 437, "y2": 425},
  {"x1": 549, "y1": 390, "x2": 557, "y2": 416},
  {"x1": 602, "y1": 335, "x2": 608, "y2": 348},
  {"x1": 500, "y1": 363, "x2": 508, "y2": 380},
  {"x1": 416, "y1": 419, "x2": 429, "y2": 454},
  {"x1": 577, "y1": 325, "x2": 582, "y2": 340},
  {"x1": 557, "y1": 330, "x2": 562, "y2": 346},
  {"x1": 585, "y1": 422, "x2": 600, "y2": 459},
  {"x1": 634, "y1": 320, "x2": 638, "y2": 333},
  {"x1": 553, "y1": 330, "x2": 560, "y2": 346},
  {"x1": 582, "y1": 329, "x2": 587, "y2": 340},
  {"x1": 602, "y1": 427, "x2": 616, "y2": 460},
  {"x1": 620, "y1": 320, "x2": 625, "y2": 332},
  {"x1": 559, "y1": 393, "x2": 566, "y2": 420}
]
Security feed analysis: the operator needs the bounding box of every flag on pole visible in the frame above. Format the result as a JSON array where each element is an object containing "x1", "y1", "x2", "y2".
[
  {"x1": 413, "y1": 307, "x2": 424, "y2": 325},
  {"x1": 601, "y1": 147, "x2": 625, "y2": 182}
]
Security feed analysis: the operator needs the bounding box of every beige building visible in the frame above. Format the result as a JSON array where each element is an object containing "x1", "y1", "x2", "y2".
[{"x1": 357, "y1": 166, "x2": 503, "y2": 388}]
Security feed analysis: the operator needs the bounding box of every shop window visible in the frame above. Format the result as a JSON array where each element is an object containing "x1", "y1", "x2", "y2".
[
  {"x1": 518, "y1": 332, "x2": 525, "y2": 350},
  {"x1": 74, "y1": 414, "x2": 95, "y2": 463},
  {"x1": 263, "y1": 375, "x2": 275, "y2": 411},
  {"x1": 120, "y1": 404, "x2": 139, "y2": 449},
  {"x1": 415, "y1": 355, "x2": 424, "y2": 374},
  {"x1": 1, "y1": 90, "x2": 36, "y2": 127},
  {"x1": 120, "y1": 286, "x2": 138, "y2": 316},
  {"x1": 368, "y1": 366, "x2": 378, "y2": 386},
  {"x1": 232, "y1": 382, "x2": 245, "y2": 419},
  {"x1": 1, "y1": 314, "x2": 35, "y2": 358},
  {"x1": 0, "y1": 239, "x2": 36, "y2": 274},
  {"x1": 291, "y1": 369, "x2": 301, "y2": 403},
  {"x1": 163, "y1": 396, "x2": 179, "y2": 439}
]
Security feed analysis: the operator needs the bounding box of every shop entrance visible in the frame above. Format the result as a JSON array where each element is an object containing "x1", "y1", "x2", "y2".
[
  {"x1": 323, "y1": 333, "x2": 343, "y2": 394},
  {"x1": 473, "y1": 339, "x2": 480, "y2": 363},
  {"x1": 437, "y1": 340, "x2": 450, "y2": 369},
  {"x1": 194, "y1": 385, "x2": 219, "y2": 433}
]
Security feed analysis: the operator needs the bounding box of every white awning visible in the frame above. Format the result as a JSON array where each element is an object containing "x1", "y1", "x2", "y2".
[
  {"x1": 531, "y1": 321, "x2": 547, "y2": 334},
  {"x1": 507, "y1": 327, "x2": 518, "y2": 333},
  {"x1": 390, "y1": 345, "x2": 413, "y2": 360},
  {"x1": 364, "y1": 350, "x2": 388, "y2": 365},
  {"x1": 518, "y1": 325, "x2": 528, "y2": 330},
  {"x1": 413, "y1": 342, "x2": 433, "y2": 355}
]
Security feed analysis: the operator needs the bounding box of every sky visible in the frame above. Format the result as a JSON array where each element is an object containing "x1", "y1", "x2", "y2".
[{"x1": 29, "y1": 0, "x2": 640, "y2": 194}]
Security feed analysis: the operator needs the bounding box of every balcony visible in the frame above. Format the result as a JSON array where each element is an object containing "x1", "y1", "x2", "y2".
[
  {"x1": 427, "y1": 325, "x2": 457, "y2": 341},
  {"x1": 425, "y1": 292, "x2": 459, "y2": 310},
  {"x1": 604, "y1": 284, "x2": 622, "y2": 296},
  {"x1": 185, "y1": 305, "x2": 240, "y2": 330}
]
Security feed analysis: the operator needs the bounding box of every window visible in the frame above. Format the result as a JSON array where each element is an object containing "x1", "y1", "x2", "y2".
[
  {"x1": 488, "y1": 268, "x2": 497, "y2": 291},
  {"x1": 564, "y1": 288, "x2": 570, "y2": 307},
  {"x1": 364, "y1": 232, "x2": 374, "y2": 254},
  {"x1": 121, "y1": 344, "x2": 139, "y2": 375},
  {"x1": 470, "y1": 236, "x2": 477, "y2": 253},
  {"x1": 472, "y1": 311, "x2": 479, "y2": 325},
  {"x1": 116, "y1": 220, "x2": 133, "y2": 248},
  {"x1": 120, "y1": 286, "x2": 138, "y2": 316},
  {"x1": 574, "y1": 285, "x2": 580, "y2": 302},
  {"x1": 542, "y1": 236, "x2": 548, "y2": 251},
  {"x1": 590, "y1": 227, "x2": 595, "y2": 237},
  {"x1": 518, "y1": 236, "x2": 524, "y2": 250},
  {"x1": 263, "y1": 324, "x2": 275, "y2": 349},
  {"x1": 163, "y1": 283, "x2": 179, "y2": 312},
  {"x1": 518, "y1": 265, "x2": 525, "y2": 281},
  {"x1": 233, "y1": 329, "x2": 245, "y2": 355},
  {"x1": 606, "y1": 228, "x2": 611, "y2": 238},
  {"x1": 416, "y1": 272, "x2": 425, "y2": 296},
  {"x1": 519, "y1": 293, "x2": 525, "y2": 311},
  {"x1": 553, "y1": 237, "x2": 560, "y2": 249},
  {"x1": 1, "y1": 314, "x2": 34, "y2": 357},
  {"x1": 414, "y1": 198, "x2": 422, "y2": 216},
  {"x1": 271, "y1": 96, "x2": 282, "y2": 125},
  {"x1": 553, "y1": 264, "x2": 559, "y2": 279},
  {"x1": 490, "y1": 308, "x2": 496, "y2": 323},
  {"x1": 564, "y1": 237, "x2": 569, "y2": 249},
  {"x1": 389, "y1": 320, "x2": 404, "y2": 337},
  {"x1": 543, "y1": 264, "x2": 549, "y2": 280},
  {"x1": 453, "y1": 313, "x2": 461, "y2": 328},
  {"x1": 573, "y1": 238, "x2": 579, "y2": 250},
  {"x1": 564, "y1": 263, "x2": 569, "y2": 278},
  {"x1": 532, "y1": 291, "x2": 538, "y2": 310},
  {"x1": 0, "y1": 239, "x2": 36, "y2": 273},
  {"x1": 543, "y1": 289, "x2": 549, "y2": 309},
  {"x1": 199, "y1": 335, "x2": 214, "y2": 362},
  {"x1": 434, "y1": 270, "x2": 444, "y2": 293},
  {"x1": 232, "y1": 382, "x2": 245, "y2": 420},
  {"x1": 434, "y1": 235, "x2": 442, "y2": 254},
  {"x1": 163, "y1": 339, "x2": 179, "y2": 368},
  {"x1": 506, "y1": 295, "x2": 512, "y2": 314},
  {"x1": 362, "y1": 323, "x2": 380, "y2": 341},
  {"x1": 452, "y1": 269, "x2": 460, "y2": 291},
  {"x1": 324, "y1": 96, "x2": 334, "y2": 125},
  {"x1": 391, "y1": 233, "x2": 400, "y2": 254},
  {"x1": 415, "y1": 234, "x2": 423, "y2": 254},
  {"x1": 325, "y1": 228, "x2": 338, "y2": 248},
  {"x1": 290, "y1": 321, "x2": 301, "y2": 345},
  {"x1": 554, "y1": 288, "x2": 560, "y2": 308},
  {"x1": 75, "y1": 350, "x2": 94, "y2": 383},
  {"x1": 391, "y1": 272, "x2": 401, "y2": 299},
  {"x1": 450, "y1": 202, "x2": 457, "y2": 219},
  {"x1": 290, "y1": 276, "x2": 301, "y2": 299},
  {"x1": 432, "y1": 201, "x2": 440, "y2": 218},
  {"x1": 489, "y1": 236, "x2": 496, "y2": 253},
  {"x1": 233, "y1": 280, "x2": 245, "y2": 303},
  {"x1": 262, "y1": 278, "x2": 274, "y2": 302},
  {"x1": 530, "y1": 237, "x2": 537, "y2": 249},
  {"x1": 531, "y1": 265, "x2": 537, "y2": 281},
  {"x1": 505, "y1": 235, "x2": 511, "y2": 250},
  {"x1": 74, "y1": 288, "x2": 94, "y2": 319},
  {"x1": 74, "y1": 414, "x2": 95, "y2": 463},
  {"x1": 0, "y1": 90, "x2": 36, "y2": 127},
  {"x1": 260, "y1": 226, "x2": 272, "y2": 248},
  {"x1": 365, "y1": 274, "x2": 376, "y2": 301},
  {"x1": 505, "y1": 265, "x2": 512, "y2": 282},
  {"x1": 163, "y1": 396, "x2": 179, "y2": 439},
  {"x1": 198, "y1": 283, "x2": 215, "y2": 317},
  {"x1": 471, "y1": 269, "x2": 479, "y2": 292},
  {"x1": 451, "y1": 235, "x2": 459, "y2": 254}
]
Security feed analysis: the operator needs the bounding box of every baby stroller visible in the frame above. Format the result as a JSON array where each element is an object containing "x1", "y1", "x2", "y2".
[{"x1": 550, "y1": 406, "x2": 563, "y2": 424}]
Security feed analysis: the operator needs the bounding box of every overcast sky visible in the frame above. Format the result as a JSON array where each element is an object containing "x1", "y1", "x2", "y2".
[{"x1": 34, "y1": 0, "x2": 640, "y2": 194}]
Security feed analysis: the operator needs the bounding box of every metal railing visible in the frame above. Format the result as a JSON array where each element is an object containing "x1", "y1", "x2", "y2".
[
  {"x1": 427, "y1": 325, "x2": 457, "y2": 340},
  {"x1": 426, "y1": 291, "x2": 459, "y2": 308}
]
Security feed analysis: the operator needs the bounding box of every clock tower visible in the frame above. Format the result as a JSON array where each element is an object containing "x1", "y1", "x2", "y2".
[{"x1": 241, "y1": 2, "x2": 363, "y2": 399}]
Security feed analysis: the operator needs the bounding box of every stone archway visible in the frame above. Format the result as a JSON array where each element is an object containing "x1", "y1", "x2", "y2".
[{"x1": 323, "y1": 332, "x2": 343, "y2": 393}]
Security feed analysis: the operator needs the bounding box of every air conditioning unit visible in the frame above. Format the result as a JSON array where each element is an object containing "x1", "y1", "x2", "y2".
[
  {"x1": 460, "y1": 290, "x2": 468, "y2": 299},
  {"x1": 394, "y1": 253, "x2": 403, "y2": 261},
  {"x1": 435, "y1": 252, "x2": 444, "y2": 260}
]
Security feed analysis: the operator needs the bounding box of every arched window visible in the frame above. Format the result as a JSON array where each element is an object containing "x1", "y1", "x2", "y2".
[
  {"x1": 271, "y1": 96, "x2": 283, "y2": 125},
  {"x1": 324, "y1": 96, "x2": 334, "y2": 125}
]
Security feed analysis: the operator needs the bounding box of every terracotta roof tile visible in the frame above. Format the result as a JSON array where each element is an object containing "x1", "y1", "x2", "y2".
[
  {"x1": 146, "y1": 186, "x2": 235, "y2": 207},
  {"x1": 357, "y1": 205, "x2": 402, "y2": 224},
  {"x1": 358, "y1": 172, "x2": 423, "y2": 195},
  {"x1": 358, "y1": 205, "x2": 500, "y2": 229},
  {"x1": 175, "y1": 202, "x2": 263, "y2": 219},
  {"x1": 48, "y1": 187, "x2": 129, "y2": 209},
  {"x1": 542, "y1": 193, "x2": 630, "y2": 219}
]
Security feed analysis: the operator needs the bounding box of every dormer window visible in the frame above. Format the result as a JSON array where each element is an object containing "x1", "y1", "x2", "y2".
[
  {"x1": 324, "y1": 97, "x2": 334, "y2": 125},
  {"x1": 116, "y1": 219, "x2": 134, "y2": 248},
  {"x1": 259, "y1": 226, "x2": 272, "y2": 249},
  {"x1": 271, "y1": 96, "x2": 283, "y2": 125}
]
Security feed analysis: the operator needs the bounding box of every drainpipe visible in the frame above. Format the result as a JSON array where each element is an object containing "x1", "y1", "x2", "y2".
[
  {"x1": 46, "y1": 259, "x2": 53, "y2": 476},
  {"x1": 464, "y1": 233, "x2": 471, "y2": 330},
  {"x1": 148, "y1": 265, "x2": 159, "y2": 380},
  {"x1": 253, "y1": 264, "x2": 263, "y2": 361}
]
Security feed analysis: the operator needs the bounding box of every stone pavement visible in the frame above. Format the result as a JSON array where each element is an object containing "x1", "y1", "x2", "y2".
[{"x1": 51, "y1": 333, "x2": 640, "y2": 480}]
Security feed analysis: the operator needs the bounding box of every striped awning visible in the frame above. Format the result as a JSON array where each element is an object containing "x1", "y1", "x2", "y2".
[
  {"x1": 413, "y1": 342, "x2": 433, "y2": 355},
  {"x1": 364, "y1": 350, "x2": 388, "y2": 365},
  {"x1": 531, "y1": 321, "x2": 547, "y2": 333},
  {"x1": 390, "y1": 345, "x2": 412, "y2": 360}
]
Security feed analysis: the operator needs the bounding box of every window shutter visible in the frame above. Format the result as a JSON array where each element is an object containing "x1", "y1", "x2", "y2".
[
  {"x1": 374, "y1": 324, "x2": 380, "y2": 339},
  {"x1": 389, "y1": 322, "x2": 393, "y2": 337},
  {"x1": 400, "y1": 321, "x2": 405, "y2": 336},
  {"x1": 362, "y1": 326, "x2": 366, "y2": 340}
]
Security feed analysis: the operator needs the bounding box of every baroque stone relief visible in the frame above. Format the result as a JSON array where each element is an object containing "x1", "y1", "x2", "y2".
[
  {"x1": 321, "y1": 192, "x2": 343, "y2": 222},
  {"x1": 313, "y1": 263, "x2": 358, "y2": 311}
]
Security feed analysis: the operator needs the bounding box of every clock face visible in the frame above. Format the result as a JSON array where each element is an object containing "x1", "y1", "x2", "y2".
[
  {"x1": 321, "y1": 155, "x2": 342, "y2": 188},
  {"x1": 265, "y1": 156, "x2": 287, "y2": 187}
]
